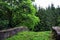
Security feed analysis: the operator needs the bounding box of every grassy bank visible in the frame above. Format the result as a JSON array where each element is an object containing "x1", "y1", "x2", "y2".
[{"x1": 6, "y1": 31, "x2": 51, "y2": 40}]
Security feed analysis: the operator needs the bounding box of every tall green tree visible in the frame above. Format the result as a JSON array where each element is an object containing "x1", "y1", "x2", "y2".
[
  {"x1": 34, "y1": 4, "x2": 58, "y2": 31},
  {"x1": 56, "y1": 6, "x2": 60, "y2": 26},
  {"x1": 0, "y1": 0, "x2": 39, "y2": 30}
]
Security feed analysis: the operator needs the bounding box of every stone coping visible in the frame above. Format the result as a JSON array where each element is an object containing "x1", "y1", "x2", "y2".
[
  {"x1": 52, "y1": 26, "x2": 60, "y2": 35},
  {"x1": 0, "y1": 26, "x2": 27, "y2": 32}
]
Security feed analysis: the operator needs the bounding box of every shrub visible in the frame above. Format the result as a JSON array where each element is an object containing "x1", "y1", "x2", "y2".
[{"x1": 0, "y1": 0, "x2": 39, "y2": 30}]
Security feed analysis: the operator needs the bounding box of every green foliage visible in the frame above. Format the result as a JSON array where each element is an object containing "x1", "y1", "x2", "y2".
[
  {"x1": 34, "y1": 4, "x2": 60, "y2": 31},
  {"x1": 6, "y1": 31, "x2": 51, "y2": 40},
  {"x1": 0, "y1": 0, "x2": 39, "y2": 30},
  {"x1": 56, "y1": 7, "x2": 60, "y2": 26},
  {"x1": 0, "y1": 2, "x2": 11, "y2": 29}
]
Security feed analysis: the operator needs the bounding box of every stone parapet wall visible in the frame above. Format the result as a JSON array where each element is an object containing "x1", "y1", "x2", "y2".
[
  {"x1": 0, "y1": 26, "x2": 28, "y2": 40},
  {"x1": 52, "y1": 27, "x2": 60, "y2": 40}
]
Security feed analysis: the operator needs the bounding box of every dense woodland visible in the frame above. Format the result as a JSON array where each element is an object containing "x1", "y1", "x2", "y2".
[
  {"x1": 0, "y1": 0, "x2": 60, "y2": 31},
  {"x1": 34, "y1": 4, "x2": 60, "y2": 31}
]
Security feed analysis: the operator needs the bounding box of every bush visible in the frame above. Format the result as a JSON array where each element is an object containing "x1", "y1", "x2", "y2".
[
  {"x1": 6, "y1": 31, "x2": 51, "y2": 40},
  {"x1": 0, "y1": 0, "x2": 39, "y2": 30}
]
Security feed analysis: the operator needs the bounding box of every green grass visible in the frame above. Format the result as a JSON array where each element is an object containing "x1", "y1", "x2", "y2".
[{"x1": 6, "y1": 31, "x2": 51, "y2": 40}]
